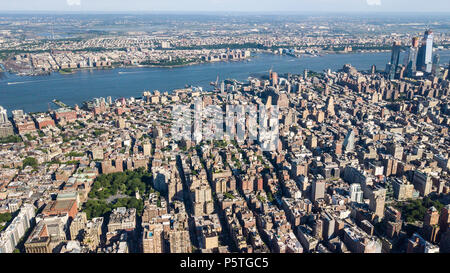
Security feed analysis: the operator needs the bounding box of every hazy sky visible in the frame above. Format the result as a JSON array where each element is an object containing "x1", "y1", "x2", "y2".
[{"x1": 1, "y1": 0, "x2": 450, "y2": 13}]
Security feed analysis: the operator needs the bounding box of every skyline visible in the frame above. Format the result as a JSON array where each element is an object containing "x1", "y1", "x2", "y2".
[{"x1": 1, "y1": 0, "x2": 450, "y2": 13}]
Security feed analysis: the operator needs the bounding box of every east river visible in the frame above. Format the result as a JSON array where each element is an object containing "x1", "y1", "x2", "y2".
[{"x1": 1, "y1": 51, "x2": 450, "y2": 113}]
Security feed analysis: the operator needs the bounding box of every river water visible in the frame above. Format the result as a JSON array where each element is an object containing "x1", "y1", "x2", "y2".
[{"x1": 1, "y1": 51, "x2": 449, "y2": 113}]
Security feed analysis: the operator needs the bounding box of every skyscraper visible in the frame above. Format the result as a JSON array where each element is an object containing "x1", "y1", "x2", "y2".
[
  {"x1": 388, "y1": 42, "x2": 402, "y2": 80},
  {"x1": 220, "y1": 81, "x2": 225, "y2": 93},
  {"x1": 0, "y1": 106, "x2": 7, "y2": 124},
  {"x1": 369, "y1": 186, "x2": 386, "y2": 220},
  {"x1": 423, "y1": 30, "x2": 434, "y2": 73},
  {"x1": 349, "y1": 183, "x2": 363, "y2": 203},
  {"x1": 326, "y1": 96, "x2": 335, "y2": 116},
  {"x1": 405, "y1": 37, "x2": 419, "y2": 77},
  {"x1": 416, "y1": 43, "x2": 425, "y2": 72},
  {"x1": 270, "y1": 71, "x2": 278, "y2": 86},
  {"x1": 447, "y1": 61, "x2": 450, "y2": 80},
  {"x1": 432, "y1": 53, "x2": 440, "y2": 76},
  {"x1": 413, "y1": 170, "x2": 432, "y2": 197},
  {"x1": 417, "y1": 29, "x2": 434, "y2": 73},
  {"x1": 0, "y1": 106, "x2": 14, "y2": 138}
]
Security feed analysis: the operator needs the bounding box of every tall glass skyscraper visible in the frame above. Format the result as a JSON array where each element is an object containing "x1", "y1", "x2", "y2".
[
  {"x1": 432, "y1": 53, "x2": 440, "y2": 76},
  {"x1": 424, "y1": 30, "x2": 434, "y2": 73},
  {"x1": 405, "y1": 37, "x2": 419, "y2": 77},
  {"x1": 417, "y1": 29, "x2": 434, "y2": 73},
  {"x1": 388, "y1": 42, "x2": 402, "y2": 80}
]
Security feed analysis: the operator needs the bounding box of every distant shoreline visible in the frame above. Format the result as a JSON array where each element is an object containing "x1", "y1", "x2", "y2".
[
  {"x1": 2, "y1": 47, "x2": 449, "y2": 77},
  {"x1": 1, "y1": 48, "x2": 449, "y2": 80},
  {"x1": 2, "y1": 58, "x2": 251, "y2": 77}
]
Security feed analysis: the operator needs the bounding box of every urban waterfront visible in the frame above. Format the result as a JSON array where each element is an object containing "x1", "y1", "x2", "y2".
[{"x1": 2, "y1": 51, "x2": 448, "y2": 114}]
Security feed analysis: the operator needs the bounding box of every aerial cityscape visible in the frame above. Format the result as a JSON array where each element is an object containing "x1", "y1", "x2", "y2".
[{"x1": 1, "y1": 1, "x2": 450, "y2": 257}]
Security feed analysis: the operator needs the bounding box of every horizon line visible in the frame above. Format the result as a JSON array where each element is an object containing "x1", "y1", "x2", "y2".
[{"x1": 1, "y1": 10, "x2": 450, "y2": 14}]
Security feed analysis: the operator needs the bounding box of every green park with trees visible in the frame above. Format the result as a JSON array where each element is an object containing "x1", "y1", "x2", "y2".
[
  {"x1": 0, "y1": 135, "x2": 22, "y2": 144},
  {"x1": 0, "y1": 213, "x2": 13, "y2": 231},
  {"x1": 395, "y1": 197, "x2": 445, "y2": 223},
  {"x1": 83, "y1": 168, "x2": 153, "y2": 219},
  {"x1": 22, "y1": 157, "x2": 38, "y2": 168}
]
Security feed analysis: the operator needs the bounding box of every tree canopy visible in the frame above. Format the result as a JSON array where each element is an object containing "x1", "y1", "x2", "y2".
[
  {"x1": 83, "y1": 168, "x2": 152, "y2": 219},
  {"x1": 395, "y1": 197, "x2": 445, "y2": 223},
  {"x1": 23, "y1": 157, "x2": 38, "y2": 168},
  {"x1": 88, "y1": 168, "x2": 152, "y2": 200}
]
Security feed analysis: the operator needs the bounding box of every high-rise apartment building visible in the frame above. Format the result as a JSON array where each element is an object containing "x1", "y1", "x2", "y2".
[
  {"x1": 0, "y1": 105, "x2": 14, "y2": 138},
  {"x1": 368, "y1": 186, "x2": 386, "y2": 220},
  {"x1": 0, "y1": 106, "x2": 7, "y2": 124},
  {"x1": 168, "y1": 230, "x2": 191, "y2": 253},
  {"x1": 326, "y1": 96, "x2": 335, "y2": 116},
  {"x1": 413, "y1": 170, "x2": 432, "y2": 197},
  {"x1": 349, "y1": 183, "x2": 364, "y2": 203},
  {"x1": 311, "y1": 179, "x2": 325, "y2": 202},
  {"x1": 70, "y1": 212, "x2": 87, "y2": 240},
  {"x1": 142, "y1": 225, "x2": 165, "y2": 253}
]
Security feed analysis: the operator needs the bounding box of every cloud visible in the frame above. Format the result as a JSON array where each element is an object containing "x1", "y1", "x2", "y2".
[
  {"x1": 366, "y1": 0, "x2": 382, "y2": 6},
  {"x1": 67, "y1": 0, "x2": 81, "y2": 6}
]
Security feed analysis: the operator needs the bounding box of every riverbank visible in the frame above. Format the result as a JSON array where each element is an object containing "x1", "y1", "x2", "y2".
[
  {"x1": 1, "y1": 51, "x2": 450, "y2": 114},
  {"x1": 3, "y1": 58, "x2": 245, "y2": 77},
  {"x1": 0, "y1": 46, "x2": 406, "y2": 78},
  {"x1": 0, "y1": 50, "x2": 379, "y2": 77}
]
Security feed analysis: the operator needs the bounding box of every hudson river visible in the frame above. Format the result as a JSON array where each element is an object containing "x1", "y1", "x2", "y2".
[{"x1": 1, "y1": 51, "x2": 450, "y2": 113}]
